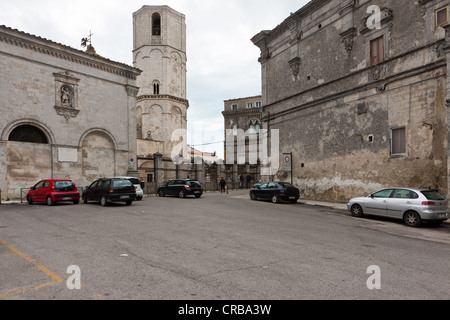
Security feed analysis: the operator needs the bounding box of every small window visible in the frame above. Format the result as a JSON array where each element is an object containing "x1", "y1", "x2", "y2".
[
  {"x1": 256, "y1": 102, "x2": 261, "y2": 108},
  {"x1": 153, "y1": 82, "x2": 160, "y2": 95},
  {"x1": 436, "y1": 7, "x2": 448, "y2": 28},
  {"x1": 391, "y1": 127, "x2": 406, "y2": 155},
  {"x1": 370, "y1": 36, "x2": 384, "y2": 65},
  {"x1": 247, "y1": 103, "x2": 253, "y2": 109},
  {"x1": 232, "y1": 104, "x2": 238, "y2": 111},
  {"x1": 152, "y1": 13, "x2": 161, "y2": 36}
]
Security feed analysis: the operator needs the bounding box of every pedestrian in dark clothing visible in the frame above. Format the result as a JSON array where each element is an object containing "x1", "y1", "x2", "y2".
[
  {"x1": 240, "y1": 174, "x2": 244, "y2": 189},
  {"x1": 246, "y1": 174, "x2": 251, "y2": 189},
  {"x1": 219, "y1": 177, "x2": 227, "y2": 193}
]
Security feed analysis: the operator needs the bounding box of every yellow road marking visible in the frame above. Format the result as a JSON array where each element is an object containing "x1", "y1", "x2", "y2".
[
  {"x1": 0, "y1": 239, "x2": 65, "y2": 298},
  {"x1": 0, "y1": 280, "x2": 64, "y2": 299},
  {"x1": 0, "y1": 240, "x2": 63, "y2": 282}
]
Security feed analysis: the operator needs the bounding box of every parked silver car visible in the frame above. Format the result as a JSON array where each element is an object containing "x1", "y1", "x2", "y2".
[{"x1": 347, "y1": 188, "x2": 449, "y2": 227}]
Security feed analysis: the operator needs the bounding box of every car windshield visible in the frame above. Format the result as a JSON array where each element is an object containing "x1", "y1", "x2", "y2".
[
  {"x1": 112, "y1": 180, "x2": 133, "y2": 188},
  {"x1": 54, "y1": 181, "x2": 76, "y2": 192},
  {"x1": 421, "y1": 190, "x2": 446, "y2": 200}
]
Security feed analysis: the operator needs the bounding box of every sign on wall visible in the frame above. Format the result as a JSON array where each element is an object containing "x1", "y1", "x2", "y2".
[{"x1": 58, "y1": 148, "x2": 78, "y2": 163}]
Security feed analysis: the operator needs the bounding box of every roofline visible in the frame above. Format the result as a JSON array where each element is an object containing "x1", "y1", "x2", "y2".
[{"x1": 0, "y1": 25, "x2": 142, "y2": 80}]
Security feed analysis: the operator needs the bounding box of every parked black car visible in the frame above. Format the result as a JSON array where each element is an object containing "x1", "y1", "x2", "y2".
[
  {"x1": 83, "y1": 178, "x2": 136, "y2": 206},
  {"x1": 250, "y1": 182, "x2": 300, "y2": 204},
  {"x1": 158, "y1": 179, "x2": 203, "y2": 198}
]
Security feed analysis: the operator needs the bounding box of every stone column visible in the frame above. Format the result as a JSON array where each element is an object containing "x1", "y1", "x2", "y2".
[{"x1": 154, "y1": 152, "x2": 164, "y2": 193}]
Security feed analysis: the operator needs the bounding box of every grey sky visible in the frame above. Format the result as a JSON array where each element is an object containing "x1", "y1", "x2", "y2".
[{"x1": 0, "y1": 0, "x2": 309, "y2": 158}]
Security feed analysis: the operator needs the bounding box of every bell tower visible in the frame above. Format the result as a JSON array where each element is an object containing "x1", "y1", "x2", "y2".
[{"x1": 133, "y1": 5, "x2": 188, "y2": 158}]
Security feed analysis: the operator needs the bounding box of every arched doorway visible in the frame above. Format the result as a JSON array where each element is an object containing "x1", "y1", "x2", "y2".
[{"x1": 6, "y1": 124, "x2": 52, "y2": 198}]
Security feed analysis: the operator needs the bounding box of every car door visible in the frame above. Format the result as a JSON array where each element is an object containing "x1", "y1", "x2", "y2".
[
  {"x1": 164, "y1": 180, "x2": 176, "y2": 196},
  {"x1": 40, "y1": 180, "x2": 51, "y2": 201},
  {"x1": 267, "y1": 182, "x2": 278, "y2": 199},
  {"x1": 256, "y1": 183, "x2": 269, "y2": 199},
  {"x1": 386, "y1": 189, "x2": 416, "y2": 219},
  {"x1": 85, "y1": 180, "x2": 99, "y2": 201},
  {"x1": 30, "y1": 181, "x2": 44, "y2": 202},
  {"x1": 98, "y1": 180, "x2": 111, "y2": 200},
  {"x1": 365, "y1": 189, "x2": 394, "y2": 216}
]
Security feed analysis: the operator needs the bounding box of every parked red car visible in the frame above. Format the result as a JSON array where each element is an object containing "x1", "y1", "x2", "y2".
[{"x1": 27, "y1": 179, "x2": 80, "y2": 206}]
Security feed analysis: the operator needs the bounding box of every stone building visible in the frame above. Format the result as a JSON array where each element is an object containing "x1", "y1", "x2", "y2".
[
  {"x1": 133, "y1": 6, "x2": 190, "y2": 187},
  {"x1": 222, "y1": 96, "x2": 263, "y2": 188},
  {"x1": 0, "y1": 25, "x2": 141, "y2": 199},
  {"x1": 252, "y1": 0, "x2": 450, "y2": 202}
]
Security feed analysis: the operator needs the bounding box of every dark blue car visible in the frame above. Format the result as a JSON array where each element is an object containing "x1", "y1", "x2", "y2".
[{"x1": 250, "y1": 182, "x2": 300, "y2": 204}]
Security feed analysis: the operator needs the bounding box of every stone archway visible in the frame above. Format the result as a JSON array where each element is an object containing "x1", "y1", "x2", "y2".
[
  {"x1": 6, "y1": 124, "x2": 52, "y2": 198},
  {"x1": 81, "y1": 130, "x2": 116, "y2": 185}
]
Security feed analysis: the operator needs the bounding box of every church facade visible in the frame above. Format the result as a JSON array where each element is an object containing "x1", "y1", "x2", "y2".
[{"x1": 0, "y1": 25, "x2": 141, "y2": 198}]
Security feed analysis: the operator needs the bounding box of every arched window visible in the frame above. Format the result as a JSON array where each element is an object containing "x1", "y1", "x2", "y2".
[
  {"x1": 233, "y1": 125, "x2": 238, "y2": 136},
  {"x1": 153, "y1": 81, "x2": 160, "y2": 95},
  {"x1": 8, "y1": 125, "x2": 48, "y2": 144},
  {"x1": 152, "y1": 13, "x2": 161, "y2": 36},
  {"x1": 248, "y1": 120, "x2": 260, "y2": 134}
]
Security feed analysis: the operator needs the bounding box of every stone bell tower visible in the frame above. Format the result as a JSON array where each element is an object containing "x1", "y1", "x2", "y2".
[{"x1": 133, "y1": 5, "x2": 189, "y2": 159}]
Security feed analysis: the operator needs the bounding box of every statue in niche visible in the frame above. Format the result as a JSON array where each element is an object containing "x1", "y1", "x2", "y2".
[{"x1": 61, "y1": 85, "x2": 72, "y2": 107}]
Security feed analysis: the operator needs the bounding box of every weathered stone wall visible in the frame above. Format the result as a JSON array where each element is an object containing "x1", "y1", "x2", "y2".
[
  {"x1": 253, "y1": 0, "x2": 449, "y2": 201},
  {"x1": 0, "y1": 26, "x2": 140, "y2": 199}
]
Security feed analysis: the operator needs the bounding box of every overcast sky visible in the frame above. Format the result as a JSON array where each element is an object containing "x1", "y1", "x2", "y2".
[{"x1": 0, "y1": 0, "x2": 309, "y2": 158}]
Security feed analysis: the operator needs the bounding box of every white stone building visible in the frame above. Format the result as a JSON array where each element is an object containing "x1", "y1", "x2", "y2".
[
  {"x1": 0, "y1": 25, "x2": 141, "y2": 199},
  {"x1": 133, "y1": 6, "x2": 189, "y2": 160}
]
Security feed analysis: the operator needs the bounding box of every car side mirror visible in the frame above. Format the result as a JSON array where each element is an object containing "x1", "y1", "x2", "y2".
[
  {"x1": 30, "y1": 186, "x2": 35, "y2": 190},
  {"x1": 85, "y1": 186, "x2": 90, "y2": 190}
]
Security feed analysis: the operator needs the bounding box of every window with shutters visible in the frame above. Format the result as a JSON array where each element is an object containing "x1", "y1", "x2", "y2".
[{"x1": 391, "y1": 127, "x2": 406, "y2": 156}]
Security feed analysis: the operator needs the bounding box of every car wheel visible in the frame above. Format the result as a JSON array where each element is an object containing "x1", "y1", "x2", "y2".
[
  {"x1": 27, "y1": 195, "x2": 33, "y2": 205},
  {"x1": 195, "y1": 194, "x2": 202, "y2": 198},
  {"x1": 350, "y1": 204, "x2": 364, "y2": 217},
  {"x1": 136, "y1": 196, "x2": 142, "y2": 201},
  {"x1": 73, "y1": 200, "x2": 80, "y2": 205},
  {"x1": 179, "y1": 191, "x2": 186, "y2": 198},
  {"x1": 83, "y1": 196, "x2": 88, "y2": 204},
  {"x1": 404, "y1": 211, "x2": 422, "y2": 227},
  {"x1": 158, "y1": 190, "x2": 165, "y2": 197},
  {"x1": 271, "y1": 195, "x2": 279, "y2": 204},
  {"x1": 46, "y1": 196, "x2": 55, "y2": 206},
  {"x1": 101, "y1": 196, "x2": 108, "y2": 207},
  {"x1": 125, "y1": 201, "x2": 132, "y2": 206},
  {"x1": 250, "y1": 192, "x2": 257, "y2": 201}
]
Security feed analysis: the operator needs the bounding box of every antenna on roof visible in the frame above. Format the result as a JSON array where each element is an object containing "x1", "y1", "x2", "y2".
[
  {"x1": 81, "y1": 30, "x2": 93, "y2": 48},
  {"x1": 81, "y1": 30, "x2": 97, "y2": 55}
]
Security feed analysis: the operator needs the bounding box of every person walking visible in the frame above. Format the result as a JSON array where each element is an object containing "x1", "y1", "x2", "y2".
[
  {"x1": 219, "y1": 177, "x2": 227, "y2": 194},
  {"x1": 246, "y1": 174, "x2": 251, "y2": 189},
  {"x1": 239, "y1": 174, "x2": 244, "y2": 189}
]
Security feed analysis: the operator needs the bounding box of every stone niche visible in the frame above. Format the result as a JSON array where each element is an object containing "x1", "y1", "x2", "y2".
[{"x1": 53, "y1": 71, "x2": 80, "y2": 120}]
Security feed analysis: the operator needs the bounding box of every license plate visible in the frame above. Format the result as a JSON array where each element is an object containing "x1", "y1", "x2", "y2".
[
  {"x1": 62, "y1": 197, "x2": 72, "y2": 200},
  {"x1": 194, "y1": 191, "x2": 200, "y2": 194},
  {"x1": 289, "y1": 197, "x2": 296, "y2": 199},
  {"x1": 120, "y1": 196, "x2": 129, "y2": 199}
]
